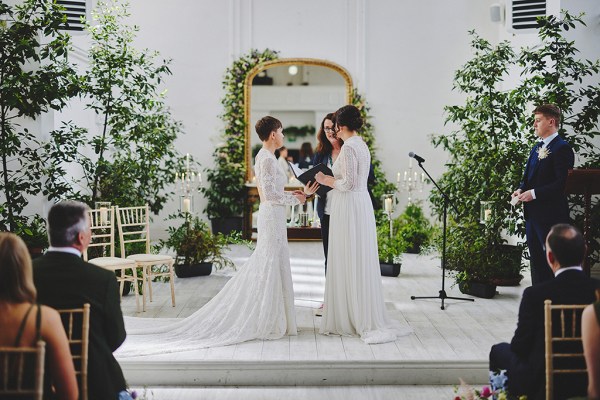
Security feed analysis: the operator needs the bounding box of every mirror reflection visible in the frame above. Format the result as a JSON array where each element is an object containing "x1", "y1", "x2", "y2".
[{"x1": 248, "y1": 64, "x2": 348, "y2": 176}]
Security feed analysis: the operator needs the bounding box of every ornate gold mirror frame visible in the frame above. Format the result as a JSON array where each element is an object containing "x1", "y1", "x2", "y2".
[{"x1": 243, "y1": 58, "x2": 353, "y2": 181}]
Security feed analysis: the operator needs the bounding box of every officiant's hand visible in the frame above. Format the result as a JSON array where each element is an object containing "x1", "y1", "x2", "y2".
[
  {"x1": 304, "y1": 180, "x2": 320, "y2": 195},
  {"x1": 315, "y1": 172, "x2": 335, "y2": 188}
]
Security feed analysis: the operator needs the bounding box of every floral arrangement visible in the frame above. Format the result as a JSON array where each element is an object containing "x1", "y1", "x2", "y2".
[
  {"x1": 453, "y1": 375, "x2": 527, "y2": 400},
  {"x1": 537, "y1": 146, "x2": 551, "y2": 160}
]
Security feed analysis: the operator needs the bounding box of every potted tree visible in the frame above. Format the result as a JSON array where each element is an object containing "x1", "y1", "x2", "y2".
[
  {"x1": 160, "y1": 214, "x2": 245, "y2": 278},
  {"x1": 377, "y1": 215, "x2": 406, "y2": 277}
]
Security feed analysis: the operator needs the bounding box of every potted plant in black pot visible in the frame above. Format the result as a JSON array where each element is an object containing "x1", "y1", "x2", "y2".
[
  {"x1": 377, "y1": 216, "x2": 406, "y2": 277},
  {"x1": 16, "y1": 215, "x2": 49, "y2": 259},
  {"x1": 160, "y1": 214, "x2": 244, "y2": 278},
  {"x1": 444, "y1": 222, "x2": 525, "y2": 299}
]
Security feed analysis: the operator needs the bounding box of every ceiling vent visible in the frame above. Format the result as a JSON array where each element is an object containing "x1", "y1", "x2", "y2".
[
  {"x1": 57, "y1": 0, "x2": 86, "y2": 31},
  {"x1": 509, "y1": 0, "x2": 546, "y2": 31}
]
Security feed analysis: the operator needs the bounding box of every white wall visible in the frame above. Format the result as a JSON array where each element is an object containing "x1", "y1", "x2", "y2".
[{"x1": 41, "y1": 0, "x2": 599, "y2": 236}]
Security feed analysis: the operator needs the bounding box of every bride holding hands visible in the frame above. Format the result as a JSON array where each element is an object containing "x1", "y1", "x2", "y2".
[
  {"x1": 315, "y1": 105, "x2": 411, "y2": 344},
  {"x1": 117, "y1": 116, "x2": 319, "y2": 356}
]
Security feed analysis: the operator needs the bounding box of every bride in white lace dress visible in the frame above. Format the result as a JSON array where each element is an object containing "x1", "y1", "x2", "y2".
[
  {"x1": 315, "y1": 105, "x2": 412, "y2": 344},
  {"x1": 116, "y1": 116, "x2": 315, "y2": 357}
]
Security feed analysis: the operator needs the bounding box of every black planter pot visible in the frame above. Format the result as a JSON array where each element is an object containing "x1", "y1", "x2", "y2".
[
  {"x1": 459, "y1": 281, "x2": 497, "y2": 299},
  {"x1": 211, "y1": 217, "x2": 243, "y2": 235},
  {"x1": 175, "y1": 262, "x2": 213, "y2": 278},
  {"x1": 380, "y1": 262, "x2": 401, "y2": 277}
]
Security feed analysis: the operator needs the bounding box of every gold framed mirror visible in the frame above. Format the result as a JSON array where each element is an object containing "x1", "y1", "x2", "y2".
[{"x1": 244, "y1": 58, "x2": 353, "y2": 181}]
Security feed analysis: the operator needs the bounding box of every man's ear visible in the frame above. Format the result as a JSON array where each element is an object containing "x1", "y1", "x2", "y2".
[
  {"x1": 546, "y1": 249, "x2": 555, "y2": 266},
  {"x1": 76, "y1": 230, "x2": 86, "y2": 246}
]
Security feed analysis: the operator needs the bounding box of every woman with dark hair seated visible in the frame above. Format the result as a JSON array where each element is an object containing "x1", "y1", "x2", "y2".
[
  {"x1": 0, "y1": 232, "x2": 78, "y2": 400},
  {"x1": 583, "y1": 290, "x2": 600, "y2": 400}
]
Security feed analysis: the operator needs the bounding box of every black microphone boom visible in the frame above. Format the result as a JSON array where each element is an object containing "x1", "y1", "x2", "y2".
[{"x1": 408, "y1": 152, "x2": 425, "y2": 164}]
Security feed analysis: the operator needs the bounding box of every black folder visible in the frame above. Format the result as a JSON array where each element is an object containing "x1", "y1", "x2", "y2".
[{"x1": 288, "y1": 162, "x2": 334, "y2": 197}]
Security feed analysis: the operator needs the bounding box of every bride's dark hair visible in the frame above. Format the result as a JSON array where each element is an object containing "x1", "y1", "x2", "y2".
[{"x1": 334, "y1": 105, "x2": 363, "y2": 132}]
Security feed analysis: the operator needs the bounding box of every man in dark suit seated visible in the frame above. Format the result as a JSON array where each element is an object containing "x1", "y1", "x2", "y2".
[
  {"x1": 512, "y1": 104, "x2": 574, "y2": 285},
  {"x1": 489, "y1": 224, "x2": 600, "y2": 400},
  {"x1": 33, "y1": 201, "x2": 132, "y2": 400}
]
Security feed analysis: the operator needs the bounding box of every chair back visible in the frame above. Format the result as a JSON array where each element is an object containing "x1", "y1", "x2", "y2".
[
  {"x1": 84, "y1": 207, "x2": 116, "y2": 261},
  {"x1": 116, "y1": 205, "x2": 151, "y2": 257},
  {"x1": 0, "y1": 341, "x2": 45, "y2": 399},
  {"x1": 57, "y1": 304, "x2": 90, "y2": 400},
  {"x1": 544, "y1": 299, "x2": 588, "y2": 400}
]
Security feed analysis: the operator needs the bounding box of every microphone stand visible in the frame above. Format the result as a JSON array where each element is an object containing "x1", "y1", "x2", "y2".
[{"x1": 410, "y1": 160, "x2": 474, "y2": 310}]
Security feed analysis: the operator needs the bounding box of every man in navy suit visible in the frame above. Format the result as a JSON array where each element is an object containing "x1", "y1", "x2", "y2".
[
  {"x1": 489, "y1": 224, "x2": 600, "y2": 400},
  {"x1": 512, "y1": 104, "x2": 574, "y2": 285}
]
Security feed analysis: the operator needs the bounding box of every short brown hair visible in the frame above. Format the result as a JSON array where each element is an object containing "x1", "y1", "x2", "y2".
[
  {"x1": 0, "y1": 232, "x2": 36, "y2": 303},
  {"x1": 255, "y1": 116, "x2": 282, "y2": 142},
  {"x1": 534, "y1": 104, "x2": 561, "y2": 125}
]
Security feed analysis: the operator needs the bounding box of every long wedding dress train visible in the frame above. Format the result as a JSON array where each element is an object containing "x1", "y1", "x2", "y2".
[
  {"x1": 319, "y1": 136, "x2": 412, "y2": 344},
  {"x1": 116, "y1": 149, "x2": 299, "y2": 357}
]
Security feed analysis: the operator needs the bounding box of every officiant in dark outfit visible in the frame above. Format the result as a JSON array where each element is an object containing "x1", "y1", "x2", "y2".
[{"x1": 512, "y1": 104, "x2": 574, "y2": 285}]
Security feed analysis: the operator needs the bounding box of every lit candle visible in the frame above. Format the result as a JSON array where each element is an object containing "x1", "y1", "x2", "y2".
[
  {"x1": 404, "y1": 171, "x2": 407, "y2": 181},
  {"x1": 384, "y1": 197, "x2": 393, "y2": 213},
  {"x1": 409, "y1": 157, "x2": 413, "y2": 168},
  {"x1": 198, "y1": 172, "x2": 202, "y2": 186},
  {"x1": 99, "y1": 207, "x2": 108, "y2": 225},
  {"x1": 484, "y1": 209, "x2": 492, "y2": 221},
  {"x1": 414, "y1": 171, "x2": 418, "y2": 181},
  {"x1": 186, "y1": 153, "x2": 190, "y2": 170},
  {"x1": 183, "y1": 198, "x2": 191, "y2": 213},
  {"x1": 396, "y1": 172, "x2": 401, "y2": 183},
  {"x1": 421, "y1": 173, "x2": 425, "y2": 183}
]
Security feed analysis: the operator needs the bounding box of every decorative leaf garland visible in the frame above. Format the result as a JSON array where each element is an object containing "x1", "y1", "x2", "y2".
[{"x1": 203, "y1": 50, "x2": 394, "y2": 219}]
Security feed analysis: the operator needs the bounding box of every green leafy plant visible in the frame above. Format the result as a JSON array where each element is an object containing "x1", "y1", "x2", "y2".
[
  {"x1": 14, "y1": 214, "x2": 49, "y2": 251},
  {"x1": 376, "y1": 216, "x2": 406, "y2": 264},
  {"x1": 159, "y1": 214, "x2": 252, "y2": 269},
  {"x1": 430, "y1": 12, "x2": 600, "y2": 284},
  {"x1": 284, "y1": 125, "x2": 314, "y2": 141},
  {"x1": 393, "y1": 203, "x2": 433, "y2": 254},
  {"x1": 53, "y1": 0, "x2": 184, "y2": 213},
  {"x1": 0, "y1": 0, "x2": 80, "y2": 232}
]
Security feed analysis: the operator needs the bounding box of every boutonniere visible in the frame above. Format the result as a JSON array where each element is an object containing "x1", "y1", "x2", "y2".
[{"x1": 537, "y1": 146, "x2": 551, "y2": 160}]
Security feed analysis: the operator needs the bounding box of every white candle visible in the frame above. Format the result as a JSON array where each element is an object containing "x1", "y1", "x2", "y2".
[
  {"x1": 186, "y1": 153, "x2": 190, "y2": 170},
  {"x1": 384, "y1": 197, "x2": 393, "y2": 213},
  {"x1": 99, "y1": 207, "x2": 108, "y2": 225},
  {"x1": 313, "y1": 196, "x2": 318, "y2": 217},
  {"x1": 414, "y1": 171, "x2": 418, "y2": 181},
  {"x1": 409, "y1": 158, "x2": 413, "y2": 168},
  {"x1": 396, "y1": 172, "x2": 401, "y2": 183},
  {"x1": 421, "y1": 173, "x2": 425, "y2": 183},
  {"x1": 198, "y1": 172, "x2": 202, "y2": 186},
  {"x1": 183, "y1": 198, "x2": 191, "y2": 213},
  {"x1": 404, "y1": 171, "x2": 407, "y2": 181},
  {"x1": 484, "y1": 209, "x2": 492, "y2": 221}
]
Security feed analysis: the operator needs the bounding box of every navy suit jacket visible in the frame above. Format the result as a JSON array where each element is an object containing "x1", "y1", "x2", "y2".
[
  {"x1": 510, "y1": 269, "x2": 599, "y2": 399},
  {"x1": 33, "y1": 251, "x2": 127, "y2": 400},
  {"x1": 312, "y1": 151, "x2": 376, "y2": 219},
  {"x1": 518, "y1": 135, "x2": 574, "y2": 223}
]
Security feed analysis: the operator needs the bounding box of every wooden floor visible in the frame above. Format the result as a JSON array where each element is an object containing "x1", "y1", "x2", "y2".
[{"x1": 118, "y1": 241, "x2": 529, "y2": 394}]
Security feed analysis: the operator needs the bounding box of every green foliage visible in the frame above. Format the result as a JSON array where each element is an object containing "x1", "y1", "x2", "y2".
[
  {"x1": 14, "y1": 214, "x2": 48, "y2": 250},
  {"x1": 430, "y1": 13, "x2": 600, "y2": 280},
  {"x1": 59, "y1": 0, "x2": 183, "y2": 213},
  {"x1": 202, "y1": 49, "x2": 279, "y2": 219},
  {"x1": 159, "y1": 213, "x2": 252, "y2": 269},
  {"x1": 284, "y1": 125, "x2": 314, "y2": 141},
  {"x1": 351, "y1": 90, "x2": 397, "y2": 211},
  {"x1": 393, "y1": 203, "x2": 434, "y2": 254},
  {"x1": 445, "y1": 222, "x2": 524, "y2": 285},
  {"x1": 377, "y1": 218, "x2": 406, "y2": 264},
  {"x1": 0, "y1": 0, "x2": 80, "y2": 231}
]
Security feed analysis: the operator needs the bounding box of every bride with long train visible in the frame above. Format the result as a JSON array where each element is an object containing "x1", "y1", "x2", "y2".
[{"x1": 116, "y1": 116, "x2": 316, "y2": 357}]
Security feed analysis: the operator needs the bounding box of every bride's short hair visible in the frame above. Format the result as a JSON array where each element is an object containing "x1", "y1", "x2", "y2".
[{"x1": 255, "y1": 116, "x2": 282, "y2": 142}]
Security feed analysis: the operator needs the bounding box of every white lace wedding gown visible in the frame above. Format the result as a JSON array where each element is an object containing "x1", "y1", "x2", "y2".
[
  {"x1": 319, "y1": 136, "x2": 412, "y2": 344},
  {"x1": 116, "y1": 148, "x2": 299, "y2": 357}
]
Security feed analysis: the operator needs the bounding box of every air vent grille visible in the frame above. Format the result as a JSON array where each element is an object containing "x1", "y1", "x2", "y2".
[
  {"x1": 57, "y1": 0, "x2": 86, "y2": 31},
  {"x1": 511, "y1": 0, "x2": 546, "y2": 30}
]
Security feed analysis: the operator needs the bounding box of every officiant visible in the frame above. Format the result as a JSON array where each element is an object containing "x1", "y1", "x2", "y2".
[{"x1": 511, "y1": 104, "x2": 574, "y2": 285}]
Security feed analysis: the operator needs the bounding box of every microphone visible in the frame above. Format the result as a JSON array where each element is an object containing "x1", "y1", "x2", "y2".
[{"x1": 408, "y1": 152, "x2": 425, "y2": 164}]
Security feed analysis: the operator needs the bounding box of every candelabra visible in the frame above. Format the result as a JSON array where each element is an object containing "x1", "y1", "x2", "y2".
[
  {"x1": 176, "y1": 153, "x2": 202, "y2": 214},
  {"x1": 396, "y1": 159, "x2": 425, "y2": 204}
]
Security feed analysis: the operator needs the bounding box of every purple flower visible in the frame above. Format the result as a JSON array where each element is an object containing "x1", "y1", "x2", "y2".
[{"x1": 480, "y1": 386, "x2": 492, "y2": 398}]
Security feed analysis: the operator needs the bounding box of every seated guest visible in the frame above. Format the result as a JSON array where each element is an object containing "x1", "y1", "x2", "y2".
[
  {"x1": 489, "y1": 224, "x2": 600, "y2": 400},
  {"x1": 33, "y1": 201, "x2": 131, "y2": 400},
  {"x1": 298, "y1": 141, "x2": 314, "y2": 169},
  {"x1": 0, "y1": 232, "x2": 78, "y2": 400},
  {"x1": 582, "y1": 290, "x2": 600, "y2": 400}
]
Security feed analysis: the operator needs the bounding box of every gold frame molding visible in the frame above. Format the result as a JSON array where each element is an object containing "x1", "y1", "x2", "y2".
[{"x1": 243, "y1": 58, "x2": 353, "y2": 181}]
